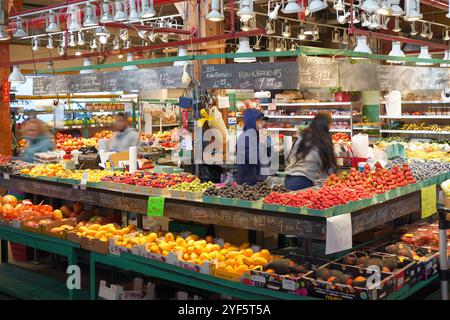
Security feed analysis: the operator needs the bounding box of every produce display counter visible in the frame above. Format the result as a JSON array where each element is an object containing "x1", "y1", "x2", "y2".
[
  {"x1": 89, "y1": 252, "x2": 317, "y2": 300},
  {"x1": 0, "y1": 224, "x2": 84, "y2": 300},
  {"x1": 0, "y1": 222, "x2": 436, "y2": 301},
  {"x1": 0, "y1": 174, "x2": 422, "y2": 240}
]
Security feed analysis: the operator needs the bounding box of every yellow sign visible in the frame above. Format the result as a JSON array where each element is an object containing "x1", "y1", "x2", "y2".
[{"x1": 421, "y1": 184, "x2": 437, "y2": 219}]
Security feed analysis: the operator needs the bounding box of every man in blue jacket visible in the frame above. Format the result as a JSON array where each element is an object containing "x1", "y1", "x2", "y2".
[{"x1": 236, "y1": 109, "x2": 269, "y2": 186}]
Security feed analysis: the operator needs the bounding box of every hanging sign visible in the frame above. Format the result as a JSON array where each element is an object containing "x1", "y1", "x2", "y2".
[
  {"x1": 377, "y1": 65, "x2": 450, "y2": 91},
  {"x1": 147, "y1": 197, "x2": 165, "y2": 217},
  {"x1": 298, "y1": 56, "x2": 339, "y2": 88},
  {"x1": 339, "y1": 62, "x2": 378, "y2": 91},
  {"x1": 33, "y1": 65, "x2": 192, "y2": 94},
  {"x1": 421, "y1": 184, "x2": 437, "y2": 219},
  {"x1": 201, "y1": 61, "x2": 299, "y2": 90}
]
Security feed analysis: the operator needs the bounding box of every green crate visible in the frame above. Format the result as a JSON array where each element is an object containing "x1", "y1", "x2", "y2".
[
  {"x1": 385, "y1": 189, "x2": 397, "y2": 200},
  {"x1": 57, "y1": 177, "x2": 79, "y2": 185},
  {"x1": 425, "y1": 176, "x2": 437, "y2": 187},
  {"x1": 217, "y1": 197, "x2": 236, "y2": 206},
  {"x1": 407, "y1": 183, "x2": 419, "y2": 193},
  {"x1": 350, "y1": 197, "x2": 373, "y2": 211},
  {"x1": 285, "y1": 206, "x2": 307, "y2": 215},
  {"x1": 37, "y1": 176, "x2": 58, "y2": 182},
  {"x1": 262, "y1": 203, "x2": 287, "y2": 213},
  {"x1": 306, "y1": 207, "x2": 334, "y2": 217},
  {"x1": 373, "y1": 193, "x2": 386, "y2": 204},
  {"x1": 234, "y1": 199, "x2": 263, "y2": 209},
  {"x1": 202, "y1": 195, "x2": 220, "y2": 204},
  {"x1": 417, "y1": 180, "x2": 428, "y2": 189},
  {"x1": 86, "y1": 181, "x2": 103, "y2": 188},
  {"x1": 333, "y1": 204, "x2": 349, "y2": 216},
  {"x1": 437, "y1": 173, "x2": 447, "y2": 185},
  {"x1": 395, "y1": 186, "x2": 408, "y2": 197}
]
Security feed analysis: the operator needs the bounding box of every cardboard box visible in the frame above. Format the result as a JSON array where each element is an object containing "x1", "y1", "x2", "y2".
[
  {"x1": 42, "y1": 219, "x2": 77, "y2": 239},
  {"x1": 132, "y1": 244, "x2": 212, "y2": 275},
  {"x1": 98, "y1": 278, "x2": 155, "y2": 300},
  {"x1": 21, "y1": 216, "x2": 53, "y2": 234},
  {"x1": 335, "y1": 251, "x2": 416, "y2": 291},
  {"x1": 249, "y1": 255, "x2": 329, "y2": 295},
  {"x1": 371, "y1": 243, "x2": 440, "y2": 283},
  {"x1": 81, "y1": 236, "x2": 109, "y2": 254},
  {"x1": 302, "y1": 262, "x2": 396, "y2": 300}
]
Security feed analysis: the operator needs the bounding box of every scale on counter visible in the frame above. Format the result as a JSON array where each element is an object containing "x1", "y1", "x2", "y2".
[{"x1": 77, "y1": 146, "x2": 102, "y2": 169}]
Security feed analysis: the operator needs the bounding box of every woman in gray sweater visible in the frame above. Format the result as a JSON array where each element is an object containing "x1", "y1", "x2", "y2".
[{"x1": 284, "y1": 112, "x2": 337, "y2": 191}]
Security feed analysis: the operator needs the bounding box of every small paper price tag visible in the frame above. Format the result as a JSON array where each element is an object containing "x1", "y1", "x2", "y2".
[
  {"x1": 282, "y1": 279, "x2": 297, "y2": 291},
  {"x1": 251, "y1": 274, "x2": 266, "y2": 284},
  {"x1": 80, "y1": 172, "x2": 88, "y2": 190},
  {"x1": 268, "y1": 102, "x2": 277, "y2": 111},
  {"x1": 325, "y1": 213, "x2": 352, "y2": 255},
  {"x1": 147, "y1": 197, "x2": 165, "y2": 217},
  {"x1": 3, "y1": 173, "x2": 10, "y2": 180}
]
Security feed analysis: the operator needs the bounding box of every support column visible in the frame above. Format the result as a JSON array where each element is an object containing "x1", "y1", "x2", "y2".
[{"x1": 0, "y1": 0, "x2": 11, "y2": 156}]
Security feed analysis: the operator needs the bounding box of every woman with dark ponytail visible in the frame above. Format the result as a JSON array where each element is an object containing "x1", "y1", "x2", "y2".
[{"x1": 284, "y1": 112, "x2": 337, "y2": 191}]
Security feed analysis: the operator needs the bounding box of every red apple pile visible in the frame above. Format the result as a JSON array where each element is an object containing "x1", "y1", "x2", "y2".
[{"x1": 101, "y1": 171, "x2": 198, "y2": 188}]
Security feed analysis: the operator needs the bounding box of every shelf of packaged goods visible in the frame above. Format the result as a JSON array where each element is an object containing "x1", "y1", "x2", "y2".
[
  {"x1": 380, "y1": 130, "x2": 450, "y2": 135},
  {"x1": 260, "y1": 102, "x2": 352, "y2": 107},
  {"x1": 0, "y1": 224, "x2": 82, "y2": 300},
  {"x1": 265, "y1": 115, "x2": 352, "y2": 119},
  {"x1": 60, "y1": 125, "x2": 115, "y2": 130},
  {"x1": 380, "y1": 115, "x2": 450, "y2": 119},
  {"x1": 0, "y1": 175, "x2": 423, "y2": 241},
  {"x1": 68, "y1": 110, "x2": 125, "y2": 114},
  {"x1": 267, "y1": 128, "x2": 351, "y2": 133},
  {"x1": 266, "y1": 128, "x2": 298, "y2": 132},
  {"x1": 89, "y1": 252, "x2": 317, "y2": 300},
  {"x1": 152, "y1": 124, "x2": 179, "y2": 127},
  {"x1": 380, "y1": 100, "x2": 450, "y2": 104},
  {"x1": 353, "y1": 127, "x2": 381, "y2": 131}
]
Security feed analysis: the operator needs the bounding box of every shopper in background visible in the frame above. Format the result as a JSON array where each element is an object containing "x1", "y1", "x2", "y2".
[
  {"x1": 20, "y1": 119, "x2": 54, "y2": 163},
  {"x1": 284, "y1": 112, "x2": 337, "y2": 191},
  {"x1": 237, "y1": 109, "x2": 269, "y2": 186},
  {"x1": 109, "y1": 112, "x2": 139, "y2": 152}
]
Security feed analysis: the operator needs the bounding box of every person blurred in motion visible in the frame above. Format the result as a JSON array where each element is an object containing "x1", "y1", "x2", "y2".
[
  {"x1": 237, "y1": 109, "x2": 269, "y2": 186},
  {"x1": 284, "y1": 112, "x2": 337, "y2": 191},
  {"x1": 20, "y1": 119, "x2": 54, "y2": 163},
  {"x1": 109, "y1": 112, "x2": 139, "y2": 152}
]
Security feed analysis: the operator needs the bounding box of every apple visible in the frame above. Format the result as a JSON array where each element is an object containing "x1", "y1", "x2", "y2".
[{"x1": 52, "y1": 209, "x2": 63, "y2": 220}]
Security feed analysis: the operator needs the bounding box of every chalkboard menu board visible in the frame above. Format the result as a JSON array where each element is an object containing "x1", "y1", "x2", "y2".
[
  {"x1": 200, "y1": 61, "x2": 299, "y2": 90},
  {"x1": 377, "y1": 65, "x2": 450, "y2": 90},
  {"x1": 33, "y1": 65, "x2": 190, "y2": 94},
  {"x1": 298, "y1": 56, "x2": 339, "y2": 88}
]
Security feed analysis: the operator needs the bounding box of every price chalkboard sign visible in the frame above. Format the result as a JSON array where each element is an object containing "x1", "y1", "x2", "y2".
[
  {"x1": 201, "y1": 61, "x2": 299, "y2": 90},
  {"x1": 33, "y1": 65, "x2": 191, "y2": 94},
  {"x1": 298, "y1": 56, "x2": 339, "y2": 88}
]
